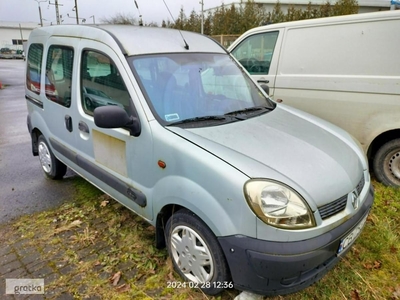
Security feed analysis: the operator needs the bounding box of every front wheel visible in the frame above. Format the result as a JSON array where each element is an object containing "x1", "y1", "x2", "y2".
[
  {"x1": 38, "y1": 135, "x2": 67, "y2": 180},
  {"x1": 373, "y1": 139, "x2": 400, "y2": 187},
  {"x1": 165, "y1": 209, "x2": 230, "y2": 295}
]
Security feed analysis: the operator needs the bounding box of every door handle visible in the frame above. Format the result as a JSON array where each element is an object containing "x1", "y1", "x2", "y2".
[
  {"x1": 78, "y1": 121, "x2": 90, "y2": 133},
  {"x1": 257, "y1": 79, "x2": 269, "y2": 84},
  {"x1": 65, "y1": 115, "x2": 73, "y2": 132}
]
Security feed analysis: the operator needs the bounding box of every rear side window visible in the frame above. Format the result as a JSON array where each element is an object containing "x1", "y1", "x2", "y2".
[
  {"x1": 45, "y1": 45, "x2": 74, "y2": 107},
  {"x1": 80, "y1": 50, "x2": 130, "y2": 115},
  {"x1": 26, "y1": 44, "x2": 43, "y2": 95},
  {"x1": 231, "y1": 31, "x2": 279, "y2": 75}
]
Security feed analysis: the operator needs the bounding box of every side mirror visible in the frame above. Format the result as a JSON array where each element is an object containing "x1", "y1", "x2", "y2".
[
  {"x1": 260, "y1": 84, "x2": 270, "y2": 95},
  {"x1": 94, "y1": 106, "x2": 141, "y2": 137},
  {"x1": 257, "y1": 79, "x2": 270, "y2": 95}
]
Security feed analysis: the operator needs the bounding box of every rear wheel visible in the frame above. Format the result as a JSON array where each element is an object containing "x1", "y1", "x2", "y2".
[
  {"x1": 165, "y1": 209, "x2": 230, "y2": 295},
  {"x1": 373, "y1": 139, "x2": 400, "y2": 187},
  {"x1": 38, "y1": 135, "x2": 67, "y2": 180}
]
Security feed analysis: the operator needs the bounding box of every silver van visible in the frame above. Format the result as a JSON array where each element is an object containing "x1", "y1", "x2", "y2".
[{"x1": 25, "y1": 25, "x2": 373, "y2": 296}]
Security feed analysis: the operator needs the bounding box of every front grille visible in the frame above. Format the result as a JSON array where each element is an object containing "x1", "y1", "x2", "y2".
[
  {"x1": 318, "y1": 175, "x2": 365, "y2": 220},
  {"x1": 319, "y1": 195, "x2": 347, "y2": 220}
]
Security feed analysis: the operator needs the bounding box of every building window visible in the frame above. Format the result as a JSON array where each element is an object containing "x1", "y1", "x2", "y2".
[{"x1": 12, "y1": 39, "x2": 26, "y2": 45}]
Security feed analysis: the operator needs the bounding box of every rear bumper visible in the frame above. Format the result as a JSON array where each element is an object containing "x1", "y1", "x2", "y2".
[{"x1": 218, "y1": 185, "x2": 374, "y2": 296}]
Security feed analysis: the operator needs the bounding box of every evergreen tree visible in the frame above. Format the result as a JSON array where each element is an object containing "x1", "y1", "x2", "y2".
[
  {"x1": 319, "y1": 1, "x2": 333, "y2": 17},
  {"x1": 104, "y1": 0, "x2": 359, "y2": 35},
  {"x1": 203, "y1": 12, "x2": 213, "y2": 35},
  {"x1": 285, "y1": 5, "x2": 298, "y2": 22},
  {"x1": 333, "y1": 0, "x2": 359, "y2": 15},
  {"x1": 241, "y1": 0, "x2": 265, "y2": 31},
  {"x1": 187, "y1": 9, "x2": 201, "y2": 32},
  {"x1": 270, "y1": 1, "x2": 285, "y2": 23},
  {"x1": 173, "y1": 7, "x2": 186, "y2": 30},
  {"x1": 212, "y1": 4, "x2": 227, "y2": 35}
]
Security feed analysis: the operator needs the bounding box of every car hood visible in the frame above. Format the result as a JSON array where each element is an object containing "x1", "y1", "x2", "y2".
[{"x1": 166, "y1": 105, "x2": 364, "y2": 209}]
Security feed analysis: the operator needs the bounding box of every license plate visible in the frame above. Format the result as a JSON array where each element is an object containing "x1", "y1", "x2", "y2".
[{"x1": 337, "y1": 215, "x2": 368, "y2": 255}]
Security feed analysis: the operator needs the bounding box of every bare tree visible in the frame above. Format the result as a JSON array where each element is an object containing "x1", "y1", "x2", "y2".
[{"x1": 101, "y1": 13, "x2": 138, "y2": 25}]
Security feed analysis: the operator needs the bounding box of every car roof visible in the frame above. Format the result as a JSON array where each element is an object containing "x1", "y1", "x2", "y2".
[{"x1": 28, "y1": 25, "x2": 227, "y2": 56}]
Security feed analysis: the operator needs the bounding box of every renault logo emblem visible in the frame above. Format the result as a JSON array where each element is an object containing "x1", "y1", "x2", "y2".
[{"x1": 350, "y1": 189, "x2": 360, "y2": 210}]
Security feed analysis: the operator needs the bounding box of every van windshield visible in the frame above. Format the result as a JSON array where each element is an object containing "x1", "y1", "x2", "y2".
[{"x1": 128, "y1": 53, "x2": 275, "y2": 126}]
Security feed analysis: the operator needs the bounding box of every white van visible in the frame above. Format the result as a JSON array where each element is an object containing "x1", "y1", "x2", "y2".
[
  {"x1": 25, "y1": 25, "x2": 373, "y2": 296},
  {"x1": 229, "y1": 10, "x2": 400, "y2": 187}
]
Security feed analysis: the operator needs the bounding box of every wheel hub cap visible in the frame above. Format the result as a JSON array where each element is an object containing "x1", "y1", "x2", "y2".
[
  {"x1": 170, "y1": 225, "x2": 213, "y2": 283},
  {"x1": 389, "y1": 151, "x2": 400, "y2": 180},
  {"x1": 38, "y1": 141, "x2": 52, "y2": 173}
]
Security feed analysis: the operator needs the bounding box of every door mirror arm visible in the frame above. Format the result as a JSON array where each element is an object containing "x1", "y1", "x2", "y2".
[
  {"x1": 124, "y1": 116, "x2": 141, "y2": 137},
  {"x1": 259, "y1": 84, "x2": 270, "y2": 95}
]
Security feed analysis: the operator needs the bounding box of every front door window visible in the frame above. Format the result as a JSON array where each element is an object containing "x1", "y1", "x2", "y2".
[
  {"x1": 231, "y1": 31, "x2": 279, "y2": 75},
  {"x1": 81, "y1": 50, "x2": 130, "y2": 115}
]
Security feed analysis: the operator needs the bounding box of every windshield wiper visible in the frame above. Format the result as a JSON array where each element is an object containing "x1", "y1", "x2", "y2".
[
  {"x1": 224, "y1": 105, "x2": 272, "y2": 117},
  {"x1": 167, "y1": 115, "x2": 238, "y2": 126}
]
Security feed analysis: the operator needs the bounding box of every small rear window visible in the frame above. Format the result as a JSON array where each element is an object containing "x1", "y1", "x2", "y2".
[{"x1": 26, "y1": 44, "x2": 44, "y2": 95}]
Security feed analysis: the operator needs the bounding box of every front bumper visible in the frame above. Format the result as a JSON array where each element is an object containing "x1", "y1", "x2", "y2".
[{"x1": 218, "y1": 185, "x2": 374, "y2": 296}]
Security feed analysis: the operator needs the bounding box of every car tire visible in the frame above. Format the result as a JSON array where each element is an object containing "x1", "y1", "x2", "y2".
[
  {"x1": 38, "y1": 135, "x2": 67, "y2": 180},
  {"x1": 373, "y1": 139, "x2": 400, "y2": 187},
  {"x1": 165, "y1": 209, "x2": 230, "y2": 295}
]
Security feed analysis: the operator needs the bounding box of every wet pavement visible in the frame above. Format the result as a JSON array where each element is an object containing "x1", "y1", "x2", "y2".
[{"x1": 0, "y1": 59, "x2": 76, "y2": 223}]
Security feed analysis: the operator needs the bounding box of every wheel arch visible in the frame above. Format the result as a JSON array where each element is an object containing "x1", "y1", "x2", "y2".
[
  {"x1": 154, "y1": 204, "x2": 183, "y2": 249},
  {"x1": 154, "y1": 201, "x2": 237, "y2": 250},
  {"x1": 27, "y1": 110, "x2": 50, "y2": 156},
  {"x1": 30, "y1": 127, "x2": 43, "y2": 156},
  {"x1": 152, "y1": 174, "x2": 254, "y2": 250},
  {"x1": 367, "y1": 129, "x2": 400, "y2": 160},
  {"x1": 154, "y1": 189, "x2": 245, "y2": 249}
]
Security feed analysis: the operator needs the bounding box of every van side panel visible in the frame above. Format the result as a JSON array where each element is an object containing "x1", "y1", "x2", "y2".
[
  {"x1": 274, "y1": 17, "x2": 400, "y2": 149},
  {"x1": 279, "y1": 19, "x2": 399, "y2": 78}
]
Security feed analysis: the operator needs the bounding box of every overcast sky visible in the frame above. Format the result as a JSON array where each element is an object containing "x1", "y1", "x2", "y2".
[{"x1": 0, "y1": 0, "x2": 231, "y2": 25}]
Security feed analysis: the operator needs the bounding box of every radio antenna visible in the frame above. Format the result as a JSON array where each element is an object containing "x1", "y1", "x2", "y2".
[
  {"x1": 134, "y1": 0, "x2": 143, "y2": 26},
  {"x1": 162, "y1": 0, "x2": 189, "y2": 50}
]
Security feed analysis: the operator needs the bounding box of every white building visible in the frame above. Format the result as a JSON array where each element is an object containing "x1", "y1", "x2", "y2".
[{"x1": 0, "y1": 22, "x2": 38, "y2": 52}]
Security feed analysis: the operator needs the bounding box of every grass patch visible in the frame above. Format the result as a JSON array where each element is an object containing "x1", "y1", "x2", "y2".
[{"x1": 1, "y1": 178, "x2": 399, "y2": 299}]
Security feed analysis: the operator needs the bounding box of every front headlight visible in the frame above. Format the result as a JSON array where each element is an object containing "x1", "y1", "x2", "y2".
[{"x1": 244, "y1": 180, "x2": 316, "y2": 229}]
